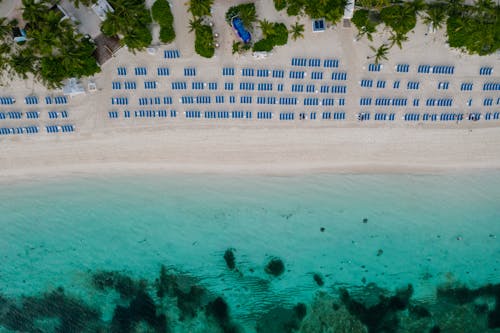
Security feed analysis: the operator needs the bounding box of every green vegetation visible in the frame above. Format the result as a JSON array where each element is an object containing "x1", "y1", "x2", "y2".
[
  {"x1": 68, "y1": 0, "x2": 97, "y2": 8},
  {"x1": 0, "y1": 0, "x2": 100, "y2": 88},
  {"x1": 274, "y1": 0, "x2": 348, "y2": 24},
  {"x1": 380, "y1": 3, "x2": 418, "y2": 36},
  {"x1": 369, "y1": 44, "x2": 389, "y2": 64},
  {"x1": 102, "y1": 0, "x2": 152, "y2": 51},
  {"x1": 289, "y1": 21, "x2": 305, "y2": 41},
  {"x1": 194, "y1": 24, "x2": 214, "y2": 58},
  {"x1": 187, "y1": 0, "x2": 215, "y2": 58},
  {"x1": 351, "y1": 9, "x2": 380, "y2": 41},
  {"x1": 446, "y1": 0, "x2": 499, "y2": 55},
  {"x1": 152, "y1": 0, "x2": 175, "y2": 44},
  {"x1": 225, "y1": 3, "x2": 257, "y2": 30},
  {"x1": 273, "y1": 0, "x2": 287, "y2": 11},
  {"x1": 354, "y1": 0, "x2": 499, "y2": 57},
  {"x1": 188, "y1": 0, "x2": 213, "y2": 18},
  {"x1": 253, "y1": 22, "x2": 288, "y2": 52}
]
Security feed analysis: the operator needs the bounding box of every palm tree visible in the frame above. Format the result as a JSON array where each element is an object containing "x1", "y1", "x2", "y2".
[
  {"x1": 369, "y1": 44, "x2": 389, "y2": 64},
  {"x1": 238, "y1": 3, "x2": 257, "y2": 28},
  {"x1": 9, "y1": 49, "x2": 36, "y2": 79},
  {"x1": 289, "y1": 21, "x2": 304, "y2": 41},
  {"x1": 188, "y1": 17, "x2": 203, "y2": 33},
  {"x1": 408, "y1": 0, "x2": 426, "y2": 17},
  {"x1": 188, "y1": 0, "x2": 213, "y2": 18},
  {"x1": 388, "y1": 31, "x2": 408, "y2": 49},
  {"x1": 423, "y1": 3, "x2": 447, "y2": 30},
  {"x1": 22, "y1": 0, "x2": 49, "y2": 25},
  {"x1": 232, "y1": 41, "x2": 242, "y2": 54},
  {"x1": 259, "y1": 19, "x2": 275, "y2": 38}
]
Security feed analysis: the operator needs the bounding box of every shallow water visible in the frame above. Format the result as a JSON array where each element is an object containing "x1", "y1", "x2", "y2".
[{"x1": 0, "y1": 173, "x2": 499, "y2": 332}]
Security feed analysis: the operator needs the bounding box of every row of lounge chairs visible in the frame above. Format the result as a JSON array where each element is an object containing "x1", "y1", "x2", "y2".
[
  {"x1": 111, "y1": 97, "x2": 129, "y2": 105},
  {"x1": 134, "y1": 67, "x2": 147, "y2": 76},
  {"x1": 374, "y1": 113, "x2": 395, "y2": 121},
  {"x1": 0, "y1": 111, "x2": 22, "y2": 119},
  {"x1": 48, "y1": 111, "x2": 69, "y2": 119},
  {"x1": 1, "y1": 96, "x2": 68, "y2": 105},
  {"x1": 368, "y1": 64, "x2": 382, "y2": 72},
  {"x1": 0, "y1": 111, "x2": 66, "y2": 119},
  {"x1": 417, "y1": 65, "x2": 455, "y2": 74},
  {"x1": 0, "y1": 97, "x2": 15, "y2": 105},
  {"x1": 395, "y1": 64, "x2": 410, "y2": 73},
  {"x1": 0, "y1": 126, "x2": 39, "y2": 135},
  {"x1": 46, "y1": 125, "x2": 75, "y2": 133},
  {"x1": 426, "y1": 98, "x2": 453, "y2": 107},
  {"x1": 291, "y1": 58, "x2": 340, "y2": 68},
  {"x1": 360, "y1": 98, "x2": 408, "y2": 106},
  {"x1": 279, "y1": 113, "x2": 294, "y2": 120},
  {"x1": 310, "y1": 72, "x2": 323, "y2": 80},
  {"x1": 107, "y1": 110, "x2": 500, "y2": 122},
  {"x1": 25, "y1": 96, "x2": 38, "y2": 105},
  {"x1": 138, "y1": 97, "x2": 173, "y2": 105},
  {"x1": 144, "y1": 81, "x2": 157, "y2": 89},
  {"x1": 479, "y1": 67, "x2": 493, "y2": 75},
  {"x1": 164, "y1": 49, "x2": 181, "y2": 59},
  {"x1": 111, "y1": 110, "x2": 177, "y2": 118},
  {"x1": 461, "y1": 83, "x2": 473, "y2": 91},
  {"x1": 184, "y1": 67, "x2": 196, "y2": 76},
  {"x1": 46, "y1": 96, "x2": 68, "y2": 105},
  {"x1": 483, "y1": 83, "x2": 500, "y2": 91},
  {"x1": 437, "y1": 82, "x2": 450, "y2": 90},
  {"x1": 0, "y1": 125, "x2": 74, "y2": 135}
]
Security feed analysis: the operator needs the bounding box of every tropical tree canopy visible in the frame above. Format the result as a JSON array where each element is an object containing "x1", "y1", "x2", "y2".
[
  {"x1": 353, "y1": 0, "x2": 499, "y2": 55},
  {"x1": 380, "y1": 4, "x2": 417, "y2": 35},
  {"x1": 188, "y1": 0, "x2": 213, "y2": 18},
  {"x1": 194, "y1": 24, "x2": 214, "y2": 58},
  {"x1": 278, "y1": 0, "x2": 348, "y2": 24},
  {"x1": 0, "y1": 0, "x2": 100, "y2": 88},
  {"x1": 152, "y1": 0, "x2": 176, "y2": 43},
  {"x1": 289, "y1": 21, "x2": 305, "y2": 41},
  {"x1": 225, "y1": 3, "x2": 257, "y2": 29},
  {"x1": 351, "y1": 9, "x2": 380, "y2": 41},
  {"x1": 446, "y1": 0, "x2": 500, "y2": 55},
  {"x1": 102, "y1": 0, "x2": 152, "y2": 51}
]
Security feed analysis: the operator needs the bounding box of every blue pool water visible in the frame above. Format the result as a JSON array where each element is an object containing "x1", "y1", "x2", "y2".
[{"x1": 0, "y1": 173, "x2": 499, "y2": 332}]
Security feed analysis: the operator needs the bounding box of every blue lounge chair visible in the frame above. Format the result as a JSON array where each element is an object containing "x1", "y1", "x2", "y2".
[{"x1": 164, "y1": 49, "x2": 180, "y2": 59}]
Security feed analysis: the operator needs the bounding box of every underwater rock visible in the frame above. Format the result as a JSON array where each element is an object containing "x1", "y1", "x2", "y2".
[
  {"x1": 487, "y1": 294, "x2": 500, "y2": 328},
  {"x1": 409, "y1": 304, "x2": 431, "y2": 319},
  {"x1": 92, "y1": 270, "x2": 142, "y2": 299},
  {"x1": 224, "y1": 249, "x2": 236, "y2": 270},
  {"x1": 111, "y1": 290, "x2": 167, "y2": 333},
  {"x1": 1, "y1": 287, "x2": 101, "y2": 333},
  {"x1": 205, "y1": 297, "x2": 240, "y2": 333},
  {"x1": 340, "y1": 284, "x2": 413, "y2": 333},
  {"x1": 176, "y1": 285, "x2": 207, "y2": 320},
  {"x1": 376, "y1": 249, "x2": 384, "y2": 257},
  {"x1": 300, "y1": 292, "x2": 367, "y2": 333},
  {"x1": 436, "y1": 283, "x2": 500, "y2": 304},
  {"x1": 294, "y1": 303, "x2": 307, "y2": 320},
  {"x1": 436, "y1": 303, "x2": 490, "y2": 332},
  {"x1": 313, "y1": 273, "x2": 324, "y2": 287},
  {"x1": 256, "y1": 304, "x2": 306, "y2": 333},
  {"x1": 111, "y1": 305, "x2": 133, "y2": 333},
  {"x1": 320, "y1": 227, "x2": 325, "y2": 232},
  {"x1": 429, "y1": 325, "x2": 441, "y2": 333},
  {"x1": 265, "y1": 257, "x2": 285, "y2": 277},
  {"x1": 363, "y1": 218, "x2": 368, "y2": 223}
]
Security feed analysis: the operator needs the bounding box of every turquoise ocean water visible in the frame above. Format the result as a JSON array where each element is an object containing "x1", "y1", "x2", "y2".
[{"x1": 0, "y1": 173, "x2": 499, "y2": 332}]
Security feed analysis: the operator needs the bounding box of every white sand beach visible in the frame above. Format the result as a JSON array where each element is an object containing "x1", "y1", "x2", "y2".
[{"x1": 0, "y1": 0, "x2": 499, "y2": 180}]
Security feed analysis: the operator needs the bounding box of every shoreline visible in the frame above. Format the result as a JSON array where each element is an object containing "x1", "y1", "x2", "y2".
[{"x1": 2, "y1": 126, "x2": 500, "y2": 183}]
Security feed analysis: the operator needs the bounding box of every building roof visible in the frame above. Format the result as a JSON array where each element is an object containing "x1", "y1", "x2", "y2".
[{"x1": 92, "y1": 33, "x2": 121, "y2": 65}]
